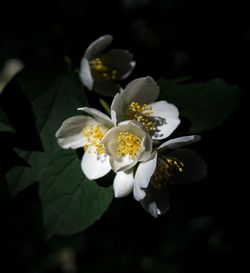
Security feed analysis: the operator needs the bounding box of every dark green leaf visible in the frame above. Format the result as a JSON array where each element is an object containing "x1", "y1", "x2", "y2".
[
  {"x1": 6, "y1": 67, "x2": 87, "y2": 196},
  {"x1": 6, "y1": 149, "x2": 44, "y2": 195},
  {"x1": 158, "y1": 78, "x2": 240, "y2": 133},
  {"x1": 40, "y1": 149, "x2": 113, "y2": 238}
]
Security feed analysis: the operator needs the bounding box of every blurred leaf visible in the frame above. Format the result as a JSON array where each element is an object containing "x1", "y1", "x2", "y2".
[
  {"x1": 158, "y1": 78, "x2": 240, "y2": 133},
  {"x1": 6, "y1": 67, "x2": 87, "y2": 197},
  {"x1": 0, "y1": 108, "x2": 14, "y2": 132},
  {"x1": 40, "y1": 149, "x2": 113, "y2": 238}
]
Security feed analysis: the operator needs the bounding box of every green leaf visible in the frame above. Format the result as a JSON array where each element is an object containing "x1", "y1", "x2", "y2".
[
  {"x1": 6, "y1": 67, "x2": 87, "y2": 197},
  {"x1": 6, "y1": 149, "x2": 43, "y2": 195},
  {"x1": 0, "y1": 107, "x2": 14, "y2": 132},
  {"x1": 40, "y1": 149, "x2": 113, "y2": 238},
  {"x1": 158, "y1": 78, "x2": 240, "y2": 133}
]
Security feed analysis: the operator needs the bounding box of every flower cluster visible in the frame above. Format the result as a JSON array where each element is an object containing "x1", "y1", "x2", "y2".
[{"x1": 56, "y1": 35, "x2": 207, "y2": 217}]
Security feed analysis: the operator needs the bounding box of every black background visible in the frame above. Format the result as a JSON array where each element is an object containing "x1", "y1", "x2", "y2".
[{"x1": 1, "y1": 1, "x2": 250, "y2": 272}]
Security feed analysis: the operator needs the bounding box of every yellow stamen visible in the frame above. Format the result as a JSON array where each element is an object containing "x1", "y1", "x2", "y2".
[
  {"x1": 152, "y1": 157, "x2": 184, "y2": 189},
  {"x1": 82, "y1": 125, "x2": 105, "y2": 154},
  {"x1": 117, "y1": 131, "x2": 141, "y2": 159},
  {"x1": 127, "y1": 102, "x2": 155, "y2": 131},
  {"x1": 90, "y1": 57, "x2": 117, "y2": 80}
]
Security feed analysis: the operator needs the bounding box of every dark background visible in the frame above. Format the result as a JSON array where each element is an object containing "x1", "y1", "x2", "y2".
[{"x1": 0, "y1": 0, "x2": 250, "y2": 272}]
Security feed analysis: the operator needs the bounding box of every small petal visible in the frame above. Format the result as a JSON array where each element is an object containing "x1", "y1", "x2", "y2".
[
  {"x1": 167, "y1": 148, "x2": 207, "y2": 183},
  {"x1": 81, "y1": 146, "x2": 111, "y2": 180},
  {"x1": 140, "y1": 185, "x2": 170, "y2": 218},
  {"x1": 113, "y1": 169, "x2": 134, "y2": 198},
  {"x1": 150, "y1": 100, "x2": 180, "y2": 140},
  {"x1": 84, "y1": 35, "x2": 113, "y2": 60},
  {"x1": 77, "y1": 107, "x2": 113, "y2": 128},
  {"x1": 55, "y1": 115, "x2": 94, "y2": 149},
  {"x1": 103, "y1": 49, "x2": 135, "y2": 79},
  {"x1": 158, "y1": 135, "x2": 201, "y2": 152},
  {"x1": 133, "y1": 151, "x2": 157, "y2": 201},
  {"x1": 79, "y1": 58, "x2": 94, "y2": 90}
]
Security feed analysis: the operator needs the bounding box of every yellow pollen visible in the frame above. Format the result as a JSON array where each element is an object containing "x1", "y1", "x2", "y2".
[
  {"x1": 90, "y1": 57, "x2": 118, "y2": 80},
  {"x1": 117, "y1": 131, "x2": 141, "y2": 159},
  {"x1": 127, "y1": 102, "x2": 155, "y2": 131},
  {"x1": 82, "y1": 125, "x2": 105, "y2": 154},
  {"x1": 152, "y1": 157, "x2": 184, "y2": 189}
]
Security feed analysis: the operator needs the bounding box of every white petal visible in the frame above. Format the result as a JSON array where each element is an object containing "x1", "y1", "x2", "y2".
[
  {"x1": 84, "y1": 35, "x2": 113, "y2": 60},
  {"x1": 102, "y1": 120, "x2": 152, "y2": 172},
  {"x1": 78, "y1": 107, "x2": 113, "y2": 128},
  {"x1": 150, "y1": 100, "x2": 180, "y2": 140},
  {"x1": 124, "y1": 76, "x2": 160, "y2": 104},
  {"x1": 110, "y1": 77, "x2": 160, "y2": 124},
  {"x1": 79, "y1": 58, "x2": 94, "y2": 90},
  {"x1": 55, "y1": 115, "x2": 94, "y2": 149},
  {"x1": 81, "y1": 146, "x2": 111, "y2": 180},
  {"x1": 133, "y1": 151, "x2": 157, "y2": 201},
  {"x1": 110, "y1": 91, "x2": 129, "y2": 124},
  {"x1": 138, "y1": 133, "x2": 153, "y2": 162},
  {"x1": 113, "y1": 170, "x2": 134, "y2": 198},
  {"x1": 109, "y1": 156, "x2": 137, "y2": 172},
  {"x1": 111, "y1": 108, "x2": 117, "y2": 125},
  {"x1": 158, "y1": 135, "x2": 201, "y2": 152}
]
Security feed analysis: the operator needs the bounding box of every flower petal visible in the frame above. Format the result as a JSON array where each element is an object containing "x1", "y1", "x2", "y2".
[
  {"x1": 150, "y1": 100, "x2": 180, "y2": 140},
  {"x1": 79, "y1": 58, "x2": 94, "y2": 90},
  {"x1": 138, "y1": 133, "x2": 153, "y2": 162},
  {"x1": 113, "y1": 169, "x2": 134, "y2": 198},
  {"x1": 110, "y1": 91, "x2": 128, "y2": 124},
  {"x1": 110, "y1": 77, "x2": 159, "y2": 124},
  {"x1": 140, "y1": 185, "x2": 170, "y2": 218},
  {"x1": 81, "y1": 146, "x2": 111, "y2": 180},
  {"x1": 93, "y1": 79, "x2": 120, "y2": 96},
  {"x1": 103, "y1": 49, "x2": 135, "y2": 79},
  {"x1": 158, "y1": 135, "x2": 201, "y2": 152},
  {"x1": 77, "y1": 107, "x2": 113, "y2": 128},
  {"x1": 102, "y1": 120, "x2": 152, "y2": 172},
  {"x1": 55, "y1": 115, "x2": 94, "y2": 149},
  {"x1": 167, "y1": 148, "x2": 207, "y2": 183},
  {"x1": 84, "y1": 35, "x2": 113, "y2": 60},
  {"x1": 124, "y1": 76, "x2": 160, "y2": 104},
  {"x1": 110, "y1": 156, "x2": 137, "y2": 172},
  {"x1": 133, "y1": 151, "x2": 157, "y2": 201}
]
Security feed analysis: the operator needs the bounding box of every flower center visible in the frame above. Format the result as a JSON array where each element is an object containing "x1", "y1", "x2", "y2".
[
  {"x1": 127, "y1": 102, "x2": 155, "y2": 132},
  {"x1": 152, "y1": 157, "x2": 184, "y2": 189},
  {"x1": 90, "y1": 57, "x2": 117, "y2": 80},
  {"x1": 82, "y1": 125, "x2": 105, "y2": 154},
  {"x1": 116, "y1": 131, "x2": 141, "y2": 159}
]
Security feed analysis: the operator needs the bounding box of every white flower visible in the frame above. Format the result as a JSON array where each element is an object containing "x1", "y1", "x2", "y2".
[
  {"x1": 113, "y1": 135, "x2": 207, "y2": 217},
  {"x1": 79, "y1": 35, "x2": 135, "y2": 96},
  {"x1": 111, "y1": 76, "x2": 180, "y2": 140},
  {"x1": 102, "y1": 120, "x2": 152, "y2": 173},
  {"x1": 55, "y1": 107, "x2": 114, "y2": 180}
]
